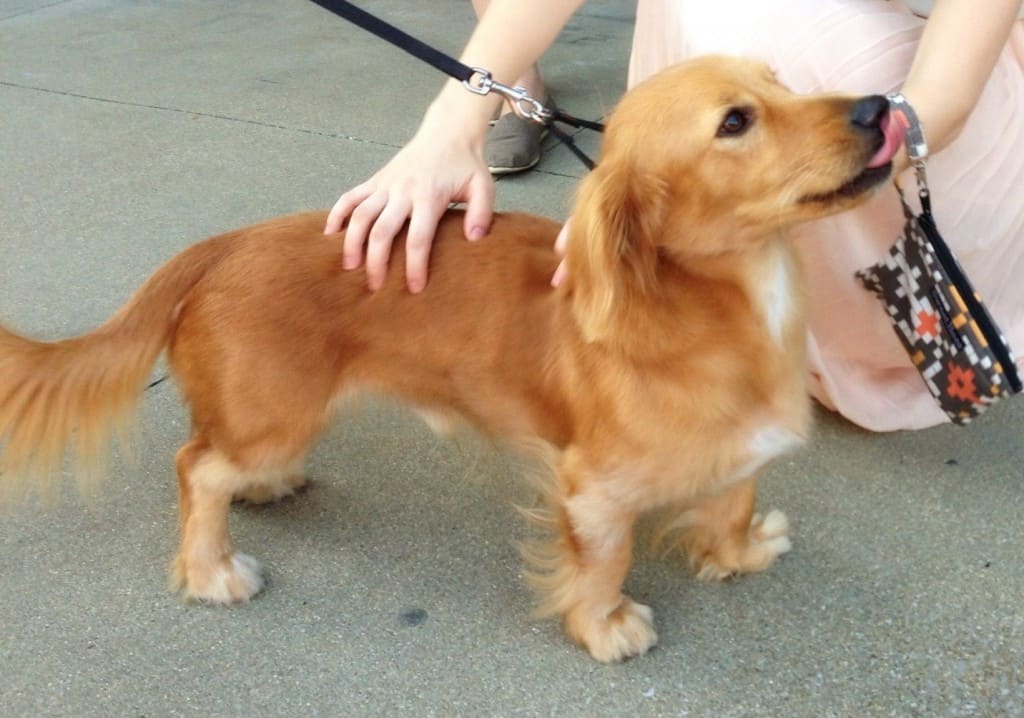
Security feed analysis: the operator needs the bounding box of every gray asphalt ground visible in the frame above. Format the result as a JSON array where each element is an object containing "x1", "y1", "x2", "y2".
[{"x1": 1, "y1": 1, "x2": 1022, "y2": 716}]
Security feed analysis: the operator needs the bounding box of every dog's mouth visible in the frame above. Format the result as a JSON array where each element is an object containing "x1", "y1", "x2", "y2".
[
  {"x1": 798, "y1": 164, "x2": 893, "y2": 205},
  {"x1": 799, "y1": 110, "x2": 906, "y2": 205}
]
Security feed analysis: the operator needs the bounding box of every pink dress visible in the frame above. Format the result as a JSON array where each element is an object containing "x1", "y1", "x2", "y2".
[{"x1": 628, "y1": 0, "x2": 1024, "y2": 431}]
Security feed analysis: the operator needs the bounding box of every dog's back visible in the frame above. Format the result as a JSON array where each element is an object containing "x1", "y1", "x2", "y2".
[{"x1": 168, "y1": 210, "x2": 574, "y2": 451}]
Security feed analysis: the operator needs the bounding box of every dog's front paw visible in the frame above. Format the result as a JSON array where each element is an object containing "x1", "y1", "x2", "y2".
[
  {"x1": 695, "y1": 509, "x2": 791, "y2": 582},
  {"x1": 565, "y1": 598, "x2": 658, "y2": 663},
  {"x1": 171, "y1": 552, "x2": 264, "y2": 603}
]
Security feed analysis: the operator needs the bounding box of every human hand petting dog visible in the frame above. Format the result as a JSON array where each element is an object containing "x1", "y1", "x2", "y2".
[
  {"x1": 324, "y1": 99, "x2": 495, "y2": 294},
  {"x1": 324, "y1": 0, "x2": 586, "y2": 293}
]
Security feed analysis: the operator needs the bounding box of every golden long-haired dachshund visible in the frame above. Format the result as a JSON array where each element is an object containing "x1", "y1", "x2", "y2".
[{"x1": 0, "y1": 57, "x2": 901, "y2": 662}]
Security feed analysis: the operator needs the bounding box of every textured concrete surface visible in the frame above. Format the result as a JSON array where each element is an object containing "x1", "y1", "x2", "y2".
[{"x1": 1, "y1": 2, "x2": 1022, "y2": 716}]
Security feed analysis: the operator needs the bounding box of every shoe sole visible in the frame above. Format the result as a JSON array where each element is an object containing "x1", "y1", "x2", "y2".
[
  {"x1": 487, "y1": 128, "x2": 548, "y2": 175},
  {"x1": 488, "y1": 154, "x2": 542, "y2": 175}
]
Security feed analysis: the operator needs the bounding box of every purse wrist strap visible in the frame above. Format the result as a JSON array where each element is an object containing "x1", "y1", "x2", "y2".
[
  {"x1": 887, "y1": 92, "x2": 931, "y2": 208},
  {"x1": 886, "y1": 92, "x2": 928, "y2": 162}
]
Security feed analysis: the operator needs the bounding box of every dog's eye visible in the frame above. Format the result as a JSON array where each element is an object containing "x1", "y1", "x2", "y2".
[{"x1": 717, "y1": 108, "x2": 752, "y2": 137}]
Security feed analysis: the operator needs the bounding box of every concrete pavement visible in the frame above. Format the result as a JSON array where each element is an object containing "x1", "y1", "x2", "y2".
[{"x1": 1, "y1": 1, "x2": 1022, "y2": 716}]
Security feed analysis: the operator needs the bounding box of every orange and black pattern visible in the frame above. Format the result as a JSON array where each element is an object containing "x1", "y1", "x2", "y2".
[{"x1": 857, "y1": 197, "x2": 1021, "y2": 425}]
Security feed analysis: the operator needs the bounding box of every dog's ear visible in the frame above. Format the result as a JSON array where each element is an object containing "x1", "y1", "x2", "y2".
[{"x1": 568, "y1": 162, "x2": 666, "y2": 342}]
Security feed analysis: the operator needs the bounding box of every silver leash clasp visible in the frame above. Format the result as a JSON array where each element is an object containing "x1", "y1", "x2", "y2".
[
  {"x1": 463, "y1": 67, "x2": 495, "y2": 96},
  {"x1": 463, "y1": 66, "x2": 553, "y2": 124}
]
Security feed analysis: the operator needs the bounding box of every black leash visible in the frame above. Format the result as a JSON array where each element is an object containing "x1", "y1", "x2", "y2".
[
  {"x1": 308, "y1": 0, "x2": 604, "y2": 169},
  {"x1": 145, "y1": 374, "x2": 169, "y2": 391}
]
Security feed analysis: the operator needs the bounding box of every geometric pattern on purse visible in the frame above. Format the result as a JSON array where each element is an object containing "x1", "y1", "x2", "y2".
[{"x1": 857, "y1": 191, "x2": 1022, "y2": 425}]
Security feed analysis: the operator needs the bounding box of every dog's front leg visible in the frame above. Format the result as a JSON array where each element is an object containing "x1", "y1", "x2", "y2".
[
  {"x1": 680, "y1": 478, "x2": 792, "y2": 581},
  {"x1": 531, "y1": 459, "x2": 658, "y2": 662}
]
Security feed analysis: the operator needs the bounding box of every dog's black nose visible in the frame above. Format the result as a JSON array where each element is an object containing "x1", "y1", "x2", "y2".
[{"x1": 850, "y1": 95, "x2": 889, "y2": 130}]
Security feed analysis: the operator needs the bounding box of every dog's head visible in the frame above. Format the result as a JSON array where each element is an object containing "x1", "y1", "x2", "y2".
[{"x1": 568, "y1": 55, "x2": 902, "y2": 340}]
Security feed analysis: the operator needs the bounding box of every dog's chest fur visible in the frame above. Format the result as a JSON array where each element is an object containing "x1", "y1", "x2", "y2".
[
  {"x1": 716, "y1": 240, "x2": 810, "y2": 488},
  {"x1": 750, "y1": 239, "x2": 800, "y2": 347},
  {"x1": 739, "y1": 241, "x2": 809, "y2": 475}
]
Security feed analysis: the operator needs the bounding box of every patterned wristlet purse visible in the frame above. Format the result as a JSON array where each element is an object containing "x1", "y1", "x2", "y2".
[{"x1": 856, "y1": 94, "x2": 1022, "y2": 425}]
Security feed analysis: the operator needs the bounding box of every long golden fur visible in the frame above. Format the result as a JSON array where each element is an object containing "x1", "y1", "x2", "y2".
[{"x1": 0, "y1": 57, "x2": 894, "y2": 662}]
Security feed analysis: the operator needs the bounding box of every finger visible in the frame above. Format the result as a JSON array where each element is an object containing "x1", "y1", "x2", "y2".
[
  {"x1": 462, "y1": 171, "x2": 495, "y2": 241},
  {"x1": 364, "y1": 194, "x2": 412, "y2": 291},
  {"x1": 405, "y1": 197, "x2": 447, "y2": 294},
  {"x1": 551, "y1": 257, "x2": 569, "y2": 288},
  {"x1": 325, "y1": 183, "x2": 373, "y2": 235},
  {"x1": 554, "y1": 217, "x2": 572, "y2": 257},
  {"x1": 342, "y1": 191, "x2": 388, "y2": 271}
]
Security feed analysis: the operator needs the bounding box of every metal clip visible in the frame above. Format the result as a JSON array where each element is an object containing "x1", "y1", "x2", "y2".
[
  {"x1": 462, "y1": 66, "x2": 553, "y2": 124},
  {"x1": 914, "y1": 161, "x2": 930, "y2": 198},
  {"x1": 463, "y1": 67, "x2": 495, "y2": 96},
  {"x1": 887, "y1": 92, "x2": 931, "y2": 197}
]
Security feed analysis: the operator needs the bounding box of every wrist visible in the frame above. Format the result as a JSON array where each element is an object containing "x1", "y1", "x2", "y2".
[
  {"x1": 897, "y1": 82, "x2": 970, "y2": 157},
  {"x1": 420, "y1": 79, "x2": 501, "y2": 146}
]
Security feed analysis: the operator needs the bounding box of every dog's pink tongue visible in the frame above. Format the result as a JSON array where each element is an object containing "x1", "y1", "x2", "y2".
[{"x1": 867, "y1": 110, "x2": 907, "y2": 168}]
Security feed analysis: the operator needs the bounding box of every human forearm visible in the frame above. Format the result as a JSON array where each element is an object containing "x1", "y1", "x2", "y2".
[
  {"x1": 423, "y1": 0, "x2": 587, "y2": 143},
  {"x1": 901, "y1": 0, "x2": 1022, "y2": 154}
]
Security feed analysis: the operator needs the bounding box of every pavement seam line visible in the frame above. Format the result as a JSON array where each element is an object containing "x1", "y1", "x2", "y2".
[
  {"x1": 0, "y1": 0, "x2": 76, "y2": 22},
  {"x1": 0, "y1": 81, "x2": 584, "y2": 179},
  {"x1": 2, "y1": 77, "x2": 585, "y2": 178},
  {"x1": 0, "y1": 80, "x2": 400, "y2": 148}
]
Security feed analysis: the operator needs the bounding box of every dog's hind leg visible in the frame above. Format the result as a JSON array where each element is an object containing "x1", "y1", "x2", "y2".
[
  {"x1": 170, "y1": 436, "x2": 262, "y2": 603},
  {"x1": 231, "y1": 457, "x2": 308, "y2": 505},
  {"x1": 169, "y1": 435, "x2": 309, "y2": 603},
  {"x1": 528, "y1": 458, "x2": 658, "y2": 663},
  {"x1": 680, "y1": 479, "x2": 791, "y2": 582}
]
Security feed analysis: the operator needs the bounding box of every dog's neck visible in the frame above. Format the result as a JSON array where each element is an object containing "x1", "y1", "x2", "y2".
[
  {"x1": 660, "y1": 232, "x2": 788, "y2": 281},
  {"x1": 566, "y1": 232, "x2": 805, "y2": 356},
  {"x1": 665, "y1": 234, "x2": 805, "y2": 346}
]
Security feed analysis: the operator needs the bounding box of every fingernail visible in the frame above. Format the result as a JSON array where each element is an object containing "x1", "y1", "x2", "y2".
[
  {"x1": 468, "y1": 226, "x2": 486, "y2": 240},
  {"x1": 343, "y1": 255, "x2": 357, "y2": 270}
]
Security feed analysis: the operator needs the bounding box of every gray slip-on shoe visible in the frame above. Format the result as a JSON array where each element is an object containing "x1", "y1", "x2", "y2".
[{"x1": 485, "y1": 111, "x2": 548, "y2": 175}]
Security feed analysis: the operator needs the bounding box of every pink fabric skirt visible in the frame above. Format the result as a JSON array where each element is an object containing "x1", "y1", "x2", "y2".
[{"x1": 629, "y1": 0, "x2": 1024, "y2": 431}]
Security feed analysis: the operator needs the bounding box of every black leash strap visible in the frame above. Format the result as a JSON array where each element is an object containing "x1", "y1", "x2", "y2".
[
  {"x1": 548, "y1": 123, "x2": 596, "y2": 170},
  {"x1": 308, "y1": 0, "x2": 604, "y2": 166},
  {"x1": 145, "y1": 374, "x2": 169, "y2": 392},
  {"x1": 309, "y1": 0, "x2": 474, "y2": 84}
]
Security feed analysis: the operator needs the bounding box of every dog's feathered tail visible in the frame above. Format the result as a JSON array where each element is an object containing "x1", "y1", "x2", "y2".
[{"x1": 0, "y1": 236, "x2": 233, "y2": 502}]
